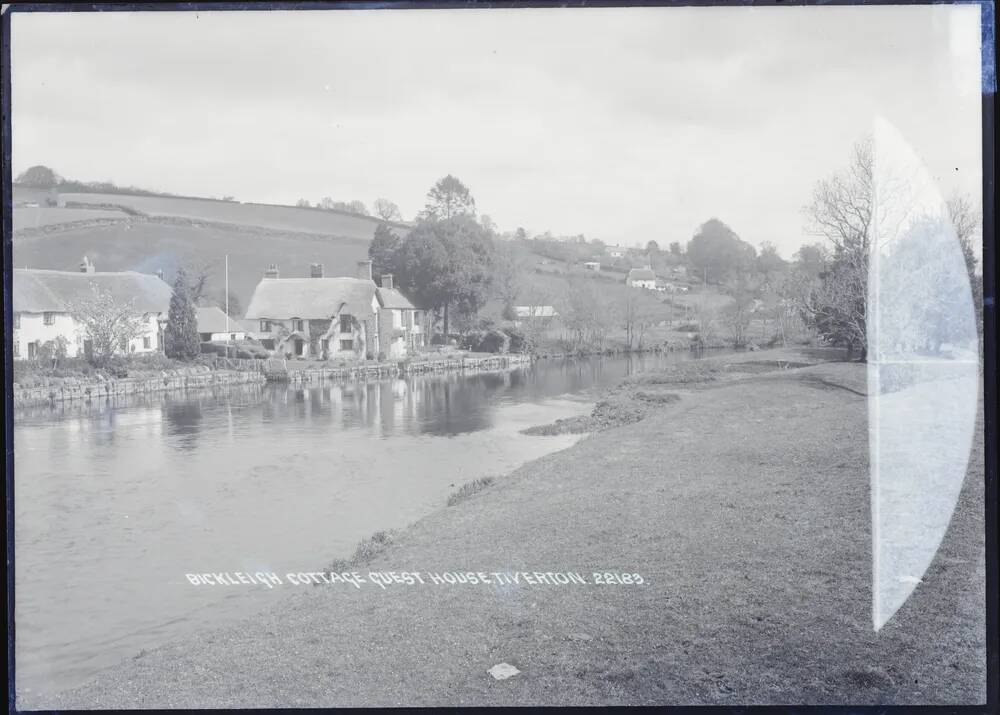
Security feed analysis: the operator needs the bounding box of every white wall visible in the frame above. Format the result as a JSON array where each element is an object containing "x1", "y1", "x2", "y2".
[{"x1": 13, "y1": 311, "x2": 163, "y2": 359}]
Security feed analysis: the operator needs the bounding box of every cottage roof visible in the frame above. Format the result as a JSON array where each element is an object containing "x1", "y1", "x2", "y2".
[
  {"x1": 12, "y1": 268, "x2": 172, "y2": 314},
  {"x1": 196, "y1": 306, "x2": 240, "y2": 334},
  {"x1": 627, "y1": 267, "x2": 656, "y2": 282},
  {"x1": 243, "y1": 277, "x2": 378, "y2": 320},
  {"x1": 376, "y1": 287, "x2": 417, "y2": 311}
]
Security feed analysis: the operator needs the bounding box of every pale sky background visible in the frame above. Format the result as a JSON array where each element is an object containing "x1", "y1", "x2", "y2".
[{"x1": 11, "y1": 5, "x2": 983, "y2": 255}]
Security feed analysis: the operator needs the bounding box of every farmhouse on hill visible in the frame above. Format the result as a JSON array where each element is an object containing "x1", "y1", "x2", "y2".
[
  {"x1": 626, "y1": 267, "x2": 657, "y2": 289},
  {"x1": 243, "y1": 260, "x2": 423, "y2": 360},
  {"x1": 12, "y1": 257, "x2": 172, "y2": 360},
  {"x1": 196, "y1": 306, "x2": 246, "y2": 343}
]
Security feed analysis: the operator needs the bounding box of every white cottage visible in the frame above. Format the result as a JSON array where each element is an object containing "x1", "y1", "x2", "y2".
[
  {"x1": 12, "y1": 259, "x2": 171, "y2": 360},
  {"x1": 243, "y1": 261, "x2": 423, "y2": 360}
]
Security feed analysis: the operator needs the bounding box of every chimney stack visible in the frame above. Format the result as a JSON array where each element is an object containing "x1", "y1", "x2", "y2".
[
  {"x1": 357, "y1": 259, "x2": 373, "y2": 281},
  {"x1": 79, "y1": 256, "x2": 95, "y2": 274},
  {"x1": 380, "y1": 274, "x2": 394, "y2": 290},
  {"x1": 310, "y1": 263, "x2": 324, "y2": 278},
  {"x1": 264, "y1": 264, "x2": 279, "y2": 279}
]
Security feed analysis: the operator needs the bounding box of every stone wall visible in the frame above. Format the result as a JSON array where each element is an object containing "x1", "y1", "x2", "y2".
[{"x1": 11, "y1": 365, "x2": 266, "y2": 408}]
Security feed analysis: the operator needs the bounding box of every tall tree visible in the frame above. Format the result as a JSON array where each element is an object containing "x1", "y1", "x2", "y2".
[
  {"x1": 668, "y1": 241, "x2": 682, "y2": 255},
  {"x1": 373, "y1": 198, "x2": 402, "y2": 221},
  {"x1": 755, "y1": 241, "x2": 787, "y2": 282},
  {"x1": 369, "y1": 222, "x2": 403, "y2": 281},
  {"x1": 686, "y1": 218, "x2": 756, "y2": 284},
  {"x1": 946, "y1": 192, "x2": 983, "y2": 336},
  {"x1": 16, "y1": 165, "x2": 60, "y2": 188},
  {"x1": 421, "y1": 175, "x2": 476, "y2": 220},
  {"x1": 801, "y1": 137, "x2": 873, "y2": 358},
  {"x1": 377, "y1": 215, "x2": 494, "y2": 337},
  {"x1": 165, "y1": 268, "x2": 201, "y2": 361},
  {"x1": 295, "y1": 198, "x2": 311, "y2": 208}
]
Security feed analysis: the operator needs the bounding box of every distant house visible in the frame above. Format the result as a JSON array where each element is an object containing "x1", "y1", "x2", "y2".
[
  {"x1": 196, "y1": 306, "x2": 246, "y2": 342},
  {"x1": 243, "y1": 261, "x2": 422, "y2": 360},
  {"x1": 582, "y1": 261, "x2": 601, "y2": 272},
  {"x1": 12, "y1": 257, "x2": 171, "y2": 360},
  {"x1": 626, "y1": 267, "x2": 657, "y2": 290},
  {"x1": 514, "y1": 305, "x2": 558, "y2": 319},
  {"x1": 375, "y1": 273, "x2": 424, "y2": 357},
  {"x1": 607, "y1": 247, "x2": 626, "y2": 259}
]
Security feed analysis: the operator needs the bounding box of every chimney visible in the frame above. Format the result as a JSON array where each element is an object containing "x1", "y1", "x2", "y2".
[
  {"x1": 357, "y1": 259, "x2": 373, "y2": 281},
  {"x1": 264, "y1": 264, "x2": 279, "y2": 279},
  {"x1": 79, "y1": 256, "x2": 95, "y2": 273},
  {"x1": 380, "y1": 274, "x2": 394, "y2": 290},
  {"x1": 310, "y1": 263, "x2": 324, "y2": 278}
]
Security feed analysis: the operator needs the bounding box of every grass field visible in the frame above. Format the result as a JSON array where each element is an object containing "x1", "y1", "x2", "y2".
[
  {"x1": 59, "y1": 192, "x2": 406, "y2": 237},
  {"x1": 13, "y1": 219, "x2": 371, "y2": 307},
  {"x1": 31, "y1": 350, "x2": 985, "y2": 707},
  {"x1": 13, "y1": 206, "x2": 128, "y2": 229}
]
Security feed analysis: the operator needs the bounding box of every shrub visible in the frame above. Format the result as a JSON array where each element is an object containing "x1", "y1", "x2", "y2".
[
  {"x1": 462, "y1": 328, "x2": 510, "y2": 353},
  {"x1": 322, "y1": 529, "x2": 398, "y2": 574},
  {"x1": 446, "y1": 476, "x2": 496, "y2": 506},
  {"x1": 502, "y1": 326, "x2": 533, "y2": 354}
]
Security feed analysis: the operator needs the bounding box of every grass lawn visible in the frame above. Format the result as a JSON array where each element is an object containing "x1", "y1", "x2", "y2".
[{"x1": 26, "y1": 350, "x2": 985, "y2": 708}]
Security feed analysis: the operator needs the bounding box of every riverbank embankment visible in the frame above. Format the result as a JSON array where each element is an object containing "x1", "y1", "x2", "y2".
[
  {"x1": 30, "y1": 347, "x2": 985, "y2": 708},
  {"x1": 11, "y1": 365, "x2": 265, "y2": 408}
]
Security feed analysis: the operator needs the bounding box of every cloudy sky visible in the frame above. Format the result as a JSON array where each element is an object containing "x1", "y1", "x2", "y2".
[{"x1": 11, "y1": 5, "x2": 983, "y2": 255}]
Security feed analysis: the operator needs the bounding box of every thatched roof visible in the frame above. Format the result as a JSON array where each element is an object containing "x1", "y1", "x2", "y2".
[
  {"x1": 13, "y1": 268, "x2": 171, "y2": 314},
  {"x1": 196, "y1": 306, "x2": 240, "y2": 334},
  {"x1": 243, "y1": 277, "x2": 378, "y2": 320},
  {"x1": 376, "y1": 287, "x2": 417, "y2": 311}
]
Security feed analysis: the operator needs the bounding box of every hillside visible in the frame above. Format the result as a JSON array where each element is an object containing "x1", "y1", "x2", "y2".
[
  {"x1": 13, "y1": 217, "x2": 373, "y2": 309},
  {"x1": 57, "y1": 192, "x2": 410, "y2": 237},
  {"x1": 11, "y1": 190, "x2": 410, "y2": 309}
]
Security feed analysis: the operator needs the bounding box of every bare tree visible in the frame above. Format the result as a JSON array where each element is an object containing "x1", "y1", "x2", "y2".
[
  {"x1": 493, "y1": 240, "x2": 525, "y2": 317},
  {"x1": 946, "y1": 192, "x2": 983, "y2": 335},
  {"x1": 802, "y1": 137, "x2": 874, "y2": 358},
  {"x1": 373, "y1": 198, "x2": 402, "y2": 221}
]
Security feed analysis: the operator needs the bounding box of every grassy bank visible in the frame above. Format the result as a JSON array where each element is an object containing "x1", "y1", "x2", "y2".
[{"x1": 29, "y1": 348, "x2": 985, "y2": 708}]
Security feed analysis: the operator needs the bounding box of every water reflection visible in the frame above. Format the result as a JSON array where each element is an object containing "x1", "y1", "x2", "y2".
[
  {"x1": 163, "y1": 401, "x2": 203, "y2": 450},
  {"x1": 15, "y1": 351, "x2": 728, "y2": 698}
]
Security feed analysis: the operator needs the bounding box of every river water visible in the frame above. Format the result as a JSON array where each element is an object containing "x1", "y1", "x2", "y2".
[{"x1": 14, "y1": 351, "x2": 718, "y2": 699}]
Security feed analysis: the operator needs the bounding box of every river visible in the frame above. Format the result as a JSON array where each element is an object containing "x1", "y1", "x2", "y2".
[{"x1": 14, "y1": 351, "x2": 721, "y2": 699}]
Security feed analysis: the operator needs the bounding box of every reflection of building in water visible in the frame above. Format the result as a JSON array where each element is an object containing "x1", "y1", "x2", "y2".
[{"x1": 163, "y1": 399, "x2": 204, "y2": 451}]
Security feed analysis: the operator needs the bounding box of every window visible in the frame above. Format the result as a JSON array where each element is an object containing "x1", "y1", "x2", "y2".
[
  {"x1": 340, "y1": 339, "x2": 353, "y2": 351},
  {"x1": 121, "y1": 337, "x2": 129, "y2": 352},
  {"x1": 14, "y1": 314, "x2": 20, "y2": 329},
  {"x1": 293, "y1": 319, "x2": 304, "y2": 332},
  {"x1": 230, "y1": 333, "x2": 236, "y2": 341},
  {"x1": 13, "y1": 341, "x2": 19, "y2": 358},
  {"x1": 340, "y1": 315, "x2": 352, "y2": 333},
  {"x1": 27, "y1": 342, "x2": 37, "y2": 360},
  {"x1": 143, "y1": 336, "x2": 151, "y2": 349},
  {"x1": 260, "y1": 320, "x2": 271, "y2": 333},
  {"x1": 43, "y1": 312, "x2": 55, "y2": 325}
]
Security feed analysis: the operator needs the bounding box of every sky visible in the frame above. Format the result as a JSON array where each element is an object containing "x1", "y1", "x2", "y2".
[{"x1": 11, "y1": 5, "x2": 984, "y2": 256}]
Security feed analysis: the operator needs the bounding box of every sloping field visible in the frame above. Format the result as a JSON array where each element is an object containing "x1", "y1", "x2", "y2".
[
  {"x1": 13, "y1": 206, "x2": 127, "y2": 230},
  {"x1": 60, "y1": 193, "x2": 407, "y2": 238},
  {"x1": 12, "y1": 220, "x2": 371, "y2": 307}
]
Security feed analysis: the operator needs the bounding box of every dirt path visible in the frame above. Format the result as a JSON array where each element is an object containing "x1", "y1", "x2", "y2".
[{"x1": 25, "y1": 358, "x2": 985, "y2": 708}]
